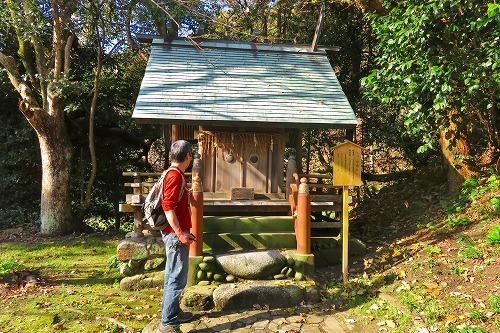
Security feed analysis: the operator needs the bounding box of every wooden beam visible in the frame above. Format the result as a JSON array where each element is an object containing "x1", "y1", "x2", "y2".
[{"x1": 311, "y1": 4, "x2": 326, "y2": 52}]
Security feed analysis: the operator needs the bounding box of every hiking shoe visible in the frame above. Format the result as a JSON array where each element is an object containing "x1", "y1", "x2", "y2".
[
  {"x1": 157, "y1": 323, "x2": 181, "y2": 333},
  {"x1": 178, "y1": 309, "x2": 193, "y2": 323}
]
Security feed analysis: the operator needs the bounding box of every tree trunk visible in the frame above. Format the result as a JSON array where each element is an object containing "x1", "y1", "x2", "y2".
[
  {"x1": 36, "y1": 104, "x2": 74, "y2": 235},
  {"x1": 439, "y1": 125, "x2": 474, "y2": 194}
]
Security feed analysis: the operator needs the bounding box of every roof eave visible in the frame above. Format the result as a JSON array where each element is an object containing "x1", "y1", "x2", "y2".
[{"x1": 132, "y1": 117, "x2": 358, "y2": 130}]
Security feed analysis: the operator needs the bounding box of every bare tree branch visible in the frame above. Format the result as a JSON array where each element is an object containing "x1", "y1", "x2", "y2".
[
  {"x1": 52, "y1": 0, "x2": 64, "y2": 79},
  {"x1": 64, "y1": 35, "x2": 75, "y2": 77}
]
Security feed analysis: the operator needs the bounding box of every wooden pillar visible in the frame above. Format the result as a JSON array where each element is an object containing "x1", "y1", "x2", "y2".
[
  {"x1": 192, "y1": 153, "x2": 203, "y2": 179},
  {"x1": 342, "y1": 186, "x2": 349, "y2": 283},
  {"x1": 189, "y1": 176, "x2": 204, "y2": 256},
  {"x1": 296, "y1": 178, "x2": 311, "y2": 254},
  {"x1": 132, "y1": 173, "x2": 143, "y2": 236},
  {"x1": 172, "y1": 124, "x2": 180, "y2": 142},
  {"x1": 162, "y1": 125, "x2": 171, "y2": 170},
  {"x1": 286, "y1": 155, "x2": 299, "y2": 199}
]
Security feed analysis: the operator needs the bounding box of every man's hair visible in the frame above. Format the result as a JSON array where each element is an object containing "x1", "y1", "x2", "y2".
[{"x1": 169, "y1": 140, "x2": 192, "y2": 163}]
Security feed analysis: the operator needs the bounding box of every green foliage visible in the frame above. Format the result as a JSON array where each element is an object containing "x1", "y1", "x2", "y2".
[
  {"x1": 467, "y1": 305, "x2": 488, "y2": 323},
  {"x1": 448, "y1": 264, "x2": 466, "y2": 276},
  {"x1": 107, "y1": 255, "x2": 121, "y2": 271},
  {"x1": 447, "y1": 215, "x2": 472, "y2": 227},
  {"x1": 0, "y1": 259, "x2": 22, "y2": 276},
  {"x1": 459, "y1": 244, "x2": 483, "y2": 261},
  {"x1": 490, "y1": 294, "x2": 500, "y2": 313},
  {"x1": 423, "y1": 244, "x2": 442, "y2": 255},
  {"x1": 461, "y1": 174, "x2": 499, "y2": 201},
  {"x1": 441, "y1": 200, "x2": 463, "y2": 214},
  {"x1": 486, "y1": 224, "x2": 500, "y2": 243},
  {"x1": 362, "y1": 0, "x2": 500, "y2": 155},
  {"x1": 490, "y1": 197, "x2": 500, "y2": 213},
  {"x1": 425, "y1": 258, "x2": 439, "y2": 268}
]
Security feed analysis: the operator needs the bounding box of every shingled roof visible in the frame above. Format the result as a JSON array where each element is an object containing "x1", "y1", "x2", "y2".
[{"x1": 132, "y1": 38, "x2": 358, "y2": 129}]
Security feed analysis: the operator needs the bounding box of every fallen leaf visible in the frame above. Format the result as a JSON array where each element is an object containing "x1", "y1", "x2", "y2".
[
  {"x1": 423, "y1": 281, "x2": 439, "y2": 289},
  {"x1": 416, "y1": 328, "x2": 429, "y2": 333},
  {"x1": 53, "y1": 322, "x2": 64, "y2": 330}
]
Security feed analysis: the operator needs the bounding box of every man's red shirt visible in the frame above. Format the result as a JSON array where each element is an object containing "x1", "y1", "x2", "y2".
[{"x1": 161, "y1": 167, "x2": 191, "y2": 233}]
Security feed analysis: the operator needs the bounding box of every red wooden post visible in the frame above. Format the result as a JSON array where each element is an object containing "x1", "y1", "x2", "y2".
[
  {"x1": 189, "y1": 175, "x2": 203, "y2": 256},
  {"x1": 296, "y1": 177, "x2": 311, "y2": 254}
]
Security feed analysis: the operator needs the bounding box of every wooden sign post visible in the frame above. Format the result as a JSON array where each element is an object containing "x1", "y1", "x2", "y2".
[{"x1": 333, "y1": 140, "x2": 363, "y2": 283}]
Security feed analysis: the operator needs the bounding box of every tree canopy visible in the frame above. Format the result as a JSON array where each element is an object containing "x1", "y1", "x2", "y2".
[{"x1": 363, "y1": 1, "x2": 499, "y2": 166}]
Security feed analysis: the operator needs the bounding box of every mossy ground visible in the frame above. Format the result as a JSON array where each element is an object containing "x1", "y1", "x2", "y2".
[{"x1": 0, "y1": 233, "x2": 161, "y2": 333}]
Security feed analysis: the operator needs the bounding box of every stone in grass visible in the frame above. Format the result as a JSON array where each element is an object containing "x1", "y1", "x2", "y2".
[
  {"x1": 213, "y1": 273, "x2": 225, "y2": 282},
  {"x1": 203, "y1": 256, "x2": 216, "y2": 263},
  {"x1": 120, "y1": 259, "x2": 144, "y2": 276},
  {"x1": 198, "y1": 262, "x2": 212, "y2": 271},
  {"x1": 197, "y1": 280, "x2": 210, "y2": 286},
  {"x1": 197, "y1": 270, "x2": 206, "y2": 280},
  {"x1": 144, "y1": 257, "x2": 165, "y2": 271},
  {"x1": 182, "y1": 284, "x2": 217, "y2": 311}
]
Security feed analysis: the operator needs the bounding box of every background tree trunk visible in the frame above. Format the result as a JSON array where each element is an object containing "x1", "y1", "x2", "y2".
[
  {"x1": 439, "y1": 128, "x2": 474, "y2": 194},
  {"x1": 36, "y1": 102, "x2": 74, "y2": 235}
]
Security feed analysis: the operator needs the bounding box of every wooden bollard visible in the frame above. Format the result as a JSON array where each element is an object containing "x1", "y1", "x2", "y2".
[
  {"x1": 296, "y1": 178, "x2": 311, "y2": 254},
  {"x1": 189, "y1": 175, "x2": 204, "y2": 256},
  {"x1": 286, "y1": 155, "x2": 299, "y2": 199},
  {"x1": 133, "y1": 174, "x2": 143, "y2": 236},
  {"x1": 192, "y1": 153, "x2": 203, "y2": 179}
]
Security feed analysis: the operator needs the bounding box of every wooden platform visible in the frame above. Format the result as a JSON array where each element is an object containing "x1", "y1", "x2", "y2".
[{"x1": 203, "y1": 199, "x2": 343, "y2": 215}]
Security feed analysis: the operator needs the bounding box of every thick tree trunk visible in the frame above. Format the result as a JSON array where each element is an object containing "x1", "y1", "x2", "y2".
[
  {"x1": 35, "y1": 103, "x2": 74, "y2": 235},
  {"x1": 439, "y1": 127, "x2": 474, "y2": 194}
]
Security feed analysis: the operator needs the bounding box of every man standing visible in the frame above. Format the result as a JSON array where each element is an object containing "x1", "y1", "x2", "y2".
[{"x1": 158, "y1": 140, "x2": 195, "y2": 333}]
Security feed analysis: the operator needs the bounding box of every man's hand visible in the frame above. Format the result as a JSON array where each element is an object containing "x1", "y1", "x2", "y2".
[{"x1": 178, "y1": 231, "x2": 195, "y2": 245}]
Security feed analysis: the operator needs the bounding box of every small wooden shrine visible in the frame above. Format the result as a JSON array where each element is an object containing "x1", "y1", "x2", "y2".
[{"x1": 130, "y1": 37, "x2": 358, "y2": 208}]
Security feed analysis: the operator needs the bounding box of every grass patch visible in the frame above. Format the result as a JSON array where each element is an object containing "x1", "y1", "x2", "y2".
[
  {"x1": 396, "y1": 287, "x2": 446, "y2": 324},
  {"x1": 0, "y1": 234, "x2": 161, "y2": 333},
  {"x1": 0, "y1": 259, "x2": 23, "y2": 276}
]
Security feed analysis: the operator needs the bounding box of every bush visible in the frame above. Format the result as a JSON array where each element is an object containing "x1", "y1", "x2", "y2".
[{"x1": 486, "y1": 224, "x2": 500, "y2": 244}]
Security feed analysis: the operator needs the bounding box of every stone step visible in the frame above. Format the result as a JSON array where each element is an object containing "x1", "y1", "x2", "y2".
[
  {"x1": 182, "y1": 280, "x2": 321, "y2": 311},
  {"x1": 203, "y1": 232, "x2": 297, "y2": 252},
  {"x1": 203, "y1": 216, "x2": 294, "y2": 233},
  {"x1": 202, "y1": 231, "x2": 365, "y2": 255}
]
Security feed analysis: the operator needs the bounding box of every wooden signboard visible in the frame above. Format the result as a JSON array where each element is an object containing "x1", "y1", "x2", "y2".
[
  {"x1": 333, "y1": 140, "x2": 362, "y2": 186},
  {"x1": 333, "y1": 140, "x2": 363, "y2": 283}
]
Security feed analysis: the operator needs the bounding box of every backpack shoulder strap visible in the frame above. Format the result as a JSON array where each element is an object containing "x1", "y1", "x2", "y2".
[{"x1": 165, "y1": 167, "x2": 186, "y2": 203}]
